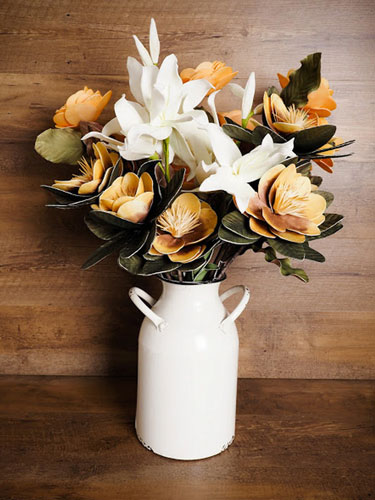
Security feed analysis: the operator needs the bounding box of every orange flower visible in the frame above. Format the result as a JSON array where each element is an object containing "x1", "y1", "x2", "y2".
[
  {"x1": 53, "y1": 86, "x2": 112, "y2": 128},
  {"x1": 180, "y1": 61, "x2": 237, "y2": 95},
  {"x1": 277, "y1": 70, "x2": 336, "y2": 117},
  {"x1": 244, "y1": 164, "x2": 326, "y2": 243},
  {"x1": 313, "y1": 137, "x2": 343, "y2": 173}
]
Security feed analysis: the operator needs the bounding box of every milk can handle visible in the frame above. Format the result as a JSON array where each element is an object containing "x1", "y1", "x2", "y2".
[
  {"x1": 129, "y1": 287, "x2": 166, "y2": 332},
  {"x1": 220, "y1": 285, "x2": 250, "y2": 329}
]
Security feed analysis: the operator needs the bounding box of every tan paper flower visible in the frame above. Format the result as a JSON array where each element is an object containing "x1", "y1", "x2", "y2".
[
  {"x1": 150, "y1": 193, "x2": 217, "y2": 263},
  {"x1": 53, "y1": 86, "x2": 112, "y2": 128},
  {"x1": 93, "y1": 172, "x2": 154, "y2": 223},
  {"x1": 52, "y1": 142, "x2": 119, "y2": 195},
  {"x1": 180, "y1": 61, "x2": 237, "y2": 95},
  {"x1": 244, "y1": 164, "x2": 326, "y2": 243}
]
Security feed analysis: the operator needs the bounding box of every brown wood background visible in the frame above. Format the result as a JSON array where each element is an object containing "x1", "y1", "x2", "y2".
[{"x1": 0, "y1": 0, "x2": 374, "y2": 379}]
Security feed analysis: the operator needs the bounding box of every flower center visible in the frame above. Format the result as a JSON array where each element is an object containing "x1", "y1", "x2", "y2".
[
  {"x1": 75, "y1": 158, "x2": 94, "y2": 181},
  {"x1": 157, "y1": 205, "x2": 200, "y2": 238},
  {"x1": 274, "y1": 188, "x2": 309, "y2": 217},
  {"x1": 274, "y1": 104, "x2": 316, "y2": 129}
]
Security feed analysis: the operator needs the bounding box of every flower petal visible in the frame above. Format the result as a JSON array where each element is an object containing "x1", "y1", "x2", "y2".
[
  {"x1": 172, "y1": 192, "x2": 201, "y2": 215},
  {"x1": 181, "y1": 79, "x2": 213, "y2": 112},
  {"x1": 117, "y1": 192, "x2": 154, "y2": 222},
  {"x1": 168, "y1": 244, "x2": 204, "y2": 263},
  {"x1": 183, "y1": 206, "x2": 217, "y2": 244},
  {"x1": 127, "y1": 56, "x2": 145, "y2": 105},
  {"x1": 153, "y1": 234, "x2": 185, "y2": 254},
  {"x1": 206, "y1": 123, "x2": 241, "y2": 167},
  {"x1": 149, "y1": 18, "x2": 160, "y2": 64},
  {"x1": 270, "y1": 228, "x2": 306, "y2": 243},
  {"x1": 242, "y1": 72, "x2": 255, "y2": 120},
  {"x1": 250, "y1": 217, "x2": 275, "y2": 237},
  {"x1": 133, "y1": 34, "x2": 153, "y2": 66},
  {"x1": 114, "y1": 95, "x2": 148, "y2": 135}
]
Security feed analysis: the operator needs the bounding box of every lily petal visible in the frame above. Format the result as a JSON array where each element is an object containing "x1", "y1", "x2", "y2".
[{"x1": 149, "y1": 18, "x2": 160, "y2": 64}]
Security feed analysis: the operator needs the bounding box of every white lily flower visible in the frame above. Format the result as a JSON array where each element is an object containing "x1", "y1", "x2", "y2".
[
  {"x1": 199, "y1": 124, "x2": 296, "y2": 213},
  {"x1": 133, "y1": 18, "x2": 160, "y2": 66},
  {"x1": 82, "y1": 54, "x2": 212, "y2": 164},
  {"x1": 228, "y1": 71, "x2": 255, "y2": 123}
]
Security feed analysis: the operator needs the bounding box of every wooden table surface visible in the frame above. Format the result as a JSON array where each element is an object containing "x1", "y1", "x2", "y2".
[{"x1": 0, "y1": 376, "x2": 374, "y2": 499}]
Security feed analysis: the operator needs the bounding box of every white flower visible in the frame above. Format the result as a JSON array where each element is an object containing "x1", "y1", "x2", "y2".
[
  {"x1": 82, "y1": 20, "x2": 213, "y2": 171},
  {"x1": 228, "y1": 71, "x2": 255, "y2": 123},
  {"x1": 199, "y1": 124, "x2": 296, "y2": 212},
  {"x1": 133, "y1": 18, "x2": 160, "y2": 66}
]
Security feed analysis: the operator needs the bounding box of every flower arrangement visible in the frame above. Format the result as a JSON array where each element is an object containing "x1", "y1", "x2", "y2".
[{"x1": 35, "y1": 19, "x2": 353, "y2": 283}]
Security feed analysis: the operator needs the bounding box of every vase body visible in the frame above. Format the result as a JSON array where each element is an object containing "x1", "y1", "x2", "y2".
[{"x1": 131, "y1": 279, "x2": 249, "y2": 460}]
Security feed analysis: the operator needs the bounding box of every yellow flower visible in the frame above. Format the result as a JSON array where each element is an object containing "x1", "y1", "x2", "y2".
[
  {"x1": 53, "y1": 86, "x2": 112, "y2": 128},
  {"x1": 180, "y1": 61, "x2": 237, "y2": 95},
  {"x1": 244, "y1": 164, "x2": 326, "y2": 243},
  {"x1": 278, "y1": 70, "x2": 336, "y2": 117},
  {"x1": 93, "y1": 172, "x2": 154, "y2": 223},
  {"x1": 150, "y1": 193, "x2": 217, "y2": 263},
  {"x1": 52, "y1": 142, "x2": 119, "y2": 195},
  {"x1": 263, "y1": 92, "x2": 321, "y2": 134}
]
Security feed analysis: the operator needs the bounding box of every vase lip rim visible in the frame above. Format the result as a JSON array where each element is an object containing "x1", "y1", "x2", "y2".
[{"x1": 159, "y1": 275, "x2": 227, "y2": 286}]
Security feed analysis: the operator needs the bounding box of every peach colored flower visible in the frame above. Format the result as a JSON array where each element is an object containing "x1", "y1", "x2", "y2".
[
  {"x1": 53, "y1": 86, "x2": 112, "y2": 128},
  {"x1": 150, "y1": 193, "x2": 217, "y2": 263},
  {"x1": 244, "y1": 164, "x2": 326, "y2": 243},
  {"x1": 180, "y1": 61, "x2": 237, "y2": 95}
]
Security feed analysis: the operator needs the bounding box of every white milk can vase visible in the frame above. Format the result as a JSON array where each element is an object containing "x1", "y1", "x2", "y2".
[{"x1": 129, "y1": 278, "x2": 250, "y2": 460}]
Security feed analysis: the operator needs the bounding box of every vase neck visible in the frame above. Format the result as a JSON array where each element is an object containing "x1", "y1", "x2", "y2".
[{"x1": 160, "y1": 280, "x2": 223, "y2": 302}]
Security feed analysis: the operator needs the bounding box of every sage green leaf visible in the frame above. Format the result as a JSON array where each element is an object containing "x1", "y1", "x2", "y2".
[
  {"x1": 91, "y1": 210, "x2": 144, "y2": 230},
  {"x1": 280, "y1": 53, "x2": 321, "y2": 108},
  {"x1": 302, "y1": 243, "x2": 325, "y2": 262},
  {"x1": 46, "y1": 193, "x2": 99, "y2": 209},
  {"x1": 218, "y1": 225, "x2": 255, "y2": 245},
  {"x1": 319, "y1": 214, "x2": 344, "y2": 232},
  {"x1": 141, "y1": 223, "x2": 157, "y2": 254},
  {"x1": 84, "y1": 213, "x2": 122, "y2": 240},
  {"x1": 222, "y1": 211, "x2": 260, "y2": 241},
  {"x1": 222, "y1": 124, "x2": 253, "y2": 143},
  {"x1": 118, "y1": 254, "x2": 180, "y2": 276},
  {"x1": 293, "y1": 125, "x2": 336, "y2": 154},
  {"x1": 35, "y1": 128, "x2": 83, "y2": 165},
  {"x1": 251, "y1": 125, "x2": 286, "y2": 146},
  {"x1": 315, "y1": 190, "x2": 334, "y2": 207},
  {"x1": 267, "y1": 238, "x2": 305, "y2": 260},
  {"x1": 263, "y1": 247, "x2": 309, "y2": 282},
  {"x1": 82, "y1": 232, "x2": 128, "y2": 270},
  {"x1": 143, "y1": 253, "x2": 163, "y2": 261},
  {"x1": 267, "y1": 86, "x2": 279, "y2": 97}
]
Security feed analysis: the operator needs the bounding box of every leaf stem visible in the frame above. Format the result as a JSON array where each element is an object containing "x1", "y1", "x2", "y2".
[{"x1": 163, "y1": 137, "x2": 171, "y2": 182}]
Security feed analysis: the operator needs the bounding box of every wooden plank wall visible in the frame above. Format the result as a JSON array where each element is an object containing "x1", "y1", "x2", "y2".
[{"x1": 0, "y1": 0, "x2": 374, "y2": 378}]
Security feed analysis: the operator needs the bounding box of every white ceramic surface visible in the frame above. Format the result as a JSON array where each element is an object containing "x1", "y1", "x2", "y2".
[{"x1": 129, "y1": 279, "x2": 250, "y2": 460}]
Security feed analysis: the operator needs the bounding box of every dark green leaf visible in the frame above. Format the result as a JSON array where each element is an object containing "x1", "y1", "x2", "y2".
[
  {"x1": 118, "y1": 230, "x2": 150, "y2": 259},
  {"x1": 222, "y1": 211, "x2": 260, "y2": 241},
  {"x1": 107, "y1": 158, "x2": 123, "y2": 186},
  {"x1": 310, "y1": 175, "x2": 323, "y2": 187},
  {"x1": 222, "y1": 124, "x2": 253, "y2": 143},
  {"x1": 280, "y1": 53, "x2": 321, "y2": 107},
  {"x1": 179, "y1": 258, "x2": 206, "y2": 271},
  {"x1": 251, "y1": 125, "x2": 286, "y2": 146},
  {"x1": 218, "y1": 225, "x2": 255, "y2": 245},
  {"x1": 150, "y1": 168, "x2": 185, "y2": 219},
  {"x1": 118, "y1": 254, "x2": 181, "y2": 276},
  {"x1": 302, "y1": 243, "x2": 325, "y2": 262},
  {"x1": 84, "y1": 213, "x2": 122, "y2": 240},
  {"x1": 308, "y1": 223, "x2": 344, "y2": 241},
  {"x1": 41, "y1": 185, "x2": 88, "y2": 204},
  {"x1": 82, "y1": 232, "x2": 128, "y2": 270},
  {"x1": 293, "y1": 125, "x2": 336, "y2": 154},
  {"x1": 319, "y1": 213, "x2": 344, "y2": 232},
  {"x1": 296, "y1": 161, "x2": 312, "y2": 175},
  {"x1": 267, "y1": 238, "x2": 305, "y2": 260}
]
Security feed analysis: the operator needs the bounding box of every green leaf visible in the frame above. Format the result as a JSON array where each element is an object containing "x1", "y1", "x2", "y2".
[
  {"x1": 293, "y1": 125, "x2": 336, "y2": 154},
  {"x1": 118, "y1": 254, "x2": 181, "y2": 276},
  {"x1": 84, "y1": 213, "x2": 122, "y2": 240},
  {"x1": 315, "y1": 190, "x2": 334, "y2": 207},
  {"x1": 319, "y1": 213, "x2": 344, "y2": 232},
  {"x1": 280, "y1": 53, "x2": 321, "y2": 108},
  {"x1": 222, "y1": 211, "x2": 260, "y2": 242},
  {"x1": 179, "y1": 258, "x2": 206, "y2": 271},
  {"x1": 46, "y1": 193, "x2": 99, "y2": 209},
  {"x1": 150, "y1": 168, "x2": 185, "y2": 219},
  {"x1": 310, "y1": 175, "x2": 323, "y2": 187},
  {"x1": 118, "y1": 230, "x2": 150, "y2": 259},
  {"x1": 222, "y1": 124, "x2": 253, "y2": 143},
  {"x1": 90, "y1": 210, "x2": 144, "y2": 230},
  {"x1": 308, "y1": 222, "x2": 344, "y2": 241},
  {"x1": 296, "y1": 161, "x2": 312, "y2": 175},
  {"x1": 302, "y1": 243, "x2": 325, "y2": 262},
  {"x1": 35, "y1": 128, "x2": 83, "y2": 165},
  {"x1": 218, "y1": 225, "x2": 255, "y2": 245},
  {"x1": 267, "y1": 238, "x2": 305, "y2": 260},
  {"x1": 251, "y1": 125, "x2": 286, "y2": 146},
  {"x1": 263, "y1": 247, "x2": 309, "y2": 282},
  {"x1": 41, "y1": 185, "x2": 87, "y2": 204},
  {"x1": 82, "y1": 232, "x2": 128, "y2": 270}
]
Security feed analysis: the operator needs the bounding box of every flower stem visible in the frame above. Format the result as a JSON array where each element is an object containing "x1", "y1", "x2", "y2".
[
  {"x1": 163, "y1": 137, "x2": 171, "y2": 182},
  {"x1": 242, "y1": 110, "x2": 254, "y2": 129}
]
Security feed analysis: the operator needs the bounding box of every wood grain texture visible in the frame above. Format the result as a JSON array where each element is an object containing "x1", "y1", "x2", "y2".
[
  {"x1": 0, "y1": 376, "x2": 374, "y2": 499},
  {"x1": 0, "y1": 0, "x2": 374, "y2": 377}
]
